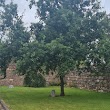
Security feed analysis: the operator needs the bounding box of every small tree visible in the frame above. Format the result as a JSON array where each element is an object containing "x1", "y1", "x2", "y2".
[
  {"x1": 0, "y1": 42, "x2": 11, "y2": 78},
  {"x1": 0, "y1": 1, "x2": 30, "y2": 78},
  {"x1": 16, "y1": 41, "x2": 46, "y2": 87},
  {"x1": 45, "y1": 40, "x2": 77, "y2": 96}
]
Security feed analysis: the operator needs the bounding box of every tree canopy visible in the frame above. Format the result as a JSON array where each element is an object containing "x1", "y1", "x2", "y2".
[
  {"x1": 0, "y1": 1, "x2": 30, "y2": 78},
  {"x1": 16, "y1": 0, "x2": 110, "y2": 96},
  {"x1": 0, "y1": 0, "x2": 110, "y2": 96}
]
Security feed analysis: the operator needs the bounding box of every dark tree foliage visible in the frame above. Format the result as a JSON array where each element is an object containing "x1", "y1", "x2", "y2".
[
  {"x1": 0, "y1": 0, "x2": 5, "y2": 6},
  {"x1": 25, "y1": 0, "x2": 110, "y2": 96},
  {"x1": 0, "y1": 0, "x2": 109, "y2": 95},
  {"x1": 24, "y1": 71, "x2": 46, "y2": 87},
  {"x1": 0, "y1": 1, "x2": 30, "y2": 78},
  {"x1": 0, "y1": 42, "x2": 11, "y2": 78}
]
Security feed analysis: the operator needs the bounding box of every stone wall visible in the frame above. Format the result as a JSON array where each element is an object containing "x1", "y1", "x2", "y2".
[
  {"x1": 65, "y1": 72, "x2": 110, "y2": 92},
  {"x1": 0, "y1": 63, "x2": 110, "y2": 92},
  {"x1": 45, "y1": 71, "x2": 60, "y2": 86},
  {"x1": 45, "y1": 72, "x2": 110, "y2": 92},
  {"x1": 0, "y1": 63, "x2": 24, "y2": 86}
]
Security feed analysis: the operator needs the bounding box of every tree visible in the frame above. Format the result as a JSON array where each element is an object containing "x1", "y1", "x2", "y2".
[
  {"x1": 0, "y1": 1, "x2": 30, "y2": 78},
  {"x1": 0, "y1": 41, "x2": 12, "y2": 78},
  {"x1": 16, "y1": 41, "x2": 46, "y2": 87},
  {"x1": 23, "y1": 0, "x2": 110, "y2": 96},
  {"x1": 45, "y1": 40, "x2": 76, "y2": 96},
  {"x1": 86, "y1": 35, "x2": 110, "y2": 75}
]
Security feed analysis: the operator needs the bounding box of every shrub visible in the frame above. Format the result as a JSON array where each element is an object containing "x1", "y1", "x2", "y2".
[{"x1": 24, "y1": 71, "x2": 46, "y2": 87}]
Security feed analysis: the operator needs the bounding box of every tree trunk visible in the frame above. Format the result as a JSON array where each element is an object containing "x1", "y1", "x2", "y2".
[
  {"x1": 2, "y1": 68, "x2": 7, "y2": 79},
  {"x1": 60, "y1": 76, "x2": 65, "y2": 96},
  {"x1": 3, "y1": 70, "x2": 6, "y2": 79}
]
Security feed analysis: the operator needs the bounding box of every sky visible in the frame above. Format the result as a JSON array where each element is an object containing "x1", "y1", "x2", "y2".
[
  {"x1": 101, "y1": 0, "x2": 110, "y2": 13},
  {"x1": 6, "y1": 0, "x2": 110, "y2": 26}
]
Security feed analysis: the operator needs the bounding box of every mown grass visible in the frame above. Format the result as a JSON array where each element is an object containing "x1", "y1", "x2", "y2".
[{"x1": 0, "y1": 86, "x2": 110, "y2": 110}]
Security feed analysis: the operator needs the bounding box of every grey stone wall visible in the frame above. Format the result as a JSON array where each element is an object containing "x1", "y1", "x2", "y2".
[{"x1": 65, "y1": 72, "x2": 110, "y2": 92}]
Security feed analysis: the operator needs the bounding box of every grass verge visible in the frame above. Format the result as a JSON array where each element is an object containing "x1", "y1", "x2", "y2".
[{"x1": 0, "y1": 86, "x2": 110, "y2": 110}]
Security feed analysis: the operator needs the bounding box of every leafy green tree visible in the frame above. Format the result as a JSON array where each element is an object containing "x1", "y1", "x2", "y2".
[
  {"x1": 16, "y1": 41, "x2": 46, "y2": 87},
  {"x1": 24, "y1": 71, "x2": 46, "y2": 87},
  {"x1": 0, "y1": 1, "x2": 30, "y2": 78},
  {"x1": 86, "y1": 35, "x2": 110, "y2": 75},
  {"x1": 45, "y1": 40, "x2": 76, "y2": 96},
  {"x1": 24, "y1": 0, "x2": 110, "y2": 96},
  {"x1": 30, "y1": 22, "x2": 44, "y2": 42},
  {"x1": 0, "y1": 42, "x2": 12, "y2": 78}
]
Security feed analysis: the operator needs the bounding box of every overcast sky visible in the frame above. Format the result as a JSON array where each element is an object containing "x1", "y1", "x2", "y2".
[{"x1": 6, "y1": 0, "x2": 110, "y2": 26}]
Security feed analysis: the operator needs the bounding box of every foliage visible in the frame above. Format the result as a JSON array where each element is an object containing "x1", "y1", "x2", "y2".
[
  {"x1": 0, "y1": 1, "x2": 30, "y2": 77},
  {"x1": 1, "y1": 1, "x2": 30, "y2": 58},
  {"x1": 24, "y1": 72, "x2": 46, "y2": 87},
  {"x1": 0, "y1": 42, "x2": 11, "y2": 77},
  {"x1": 0, "y1": 0, "x2": 110, "y2": 96},
  {"x1": 86, "y1": 36, "x2": 110, "y2": 75},
  {"x1": 16, "y1": 41, "x2": 46, "y2": 87},
  {"x1": 24, "y1": 0, "x2": 110, "y2": 96},
  {"x1": 0, "y1": 0, "x2": 5, "y2": 6},
  {"x1": 16, "y1": 41, "x2": 46, "y2": 75}
]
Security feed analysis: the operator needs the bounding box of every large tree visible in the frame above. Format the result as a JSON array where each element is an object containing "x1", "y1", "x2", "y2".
[{"x1": 21, "y1": 0, "x2": 110, "y2": 96}]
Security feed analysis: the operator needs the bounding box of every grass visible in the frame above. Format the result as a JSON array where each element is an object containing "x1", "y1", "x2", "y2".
[{"x1": 0, "y1": 86, "x2": 110, "y2": 110}]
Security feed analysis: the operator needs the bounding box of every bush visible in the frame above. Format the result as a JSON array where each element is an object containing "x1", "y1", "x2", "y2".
[{"x1": 24, "y1": 71, "x2": 46, "y2": 87}]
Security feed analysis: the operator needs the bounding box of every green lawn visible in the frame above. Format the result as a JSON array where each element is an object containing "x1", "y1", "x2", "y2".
[{"x1": 0, "y1": 86, "x2": 110, "y2": 110}]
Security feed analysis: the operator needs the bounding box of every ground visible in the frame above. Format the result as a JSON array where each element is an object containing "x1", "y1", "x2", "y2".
[{"x1": 0, "y1": 86, "x2": 110, "y2": 110}]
